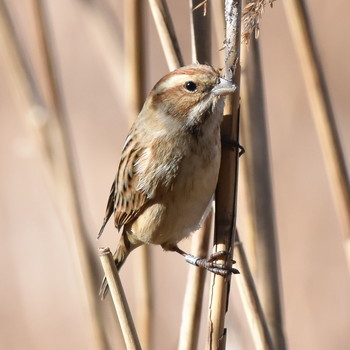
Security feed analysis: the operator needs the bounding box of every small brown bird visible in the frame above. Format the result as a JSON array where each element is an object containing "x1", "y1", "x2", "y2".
[{"x1": 98, "y1": 64, "x2": 238, "y2": 298}]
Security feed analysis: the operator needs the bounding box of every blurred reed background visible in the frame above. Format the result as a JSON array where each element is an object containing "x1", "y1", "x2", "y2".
[{"x1": 0, "y1": 1, "x2": 350, "y2": 349}]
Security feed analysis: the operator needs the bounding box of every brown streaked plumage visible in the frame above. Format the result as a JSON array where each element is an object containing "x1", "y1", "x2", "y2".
[{"x1": 98, "y1": 64, "x2": 237, "y2": 298}]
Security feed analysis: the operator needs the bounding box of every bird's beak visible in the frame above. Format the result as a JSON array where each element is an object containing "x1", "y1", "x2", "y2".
[{"x1": 212, "y1": 78, "x2": 236, "y2": 96}]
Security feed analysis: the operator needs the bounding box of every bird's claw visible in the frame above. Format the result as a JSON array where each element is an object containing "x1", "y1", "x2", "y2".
[
  {"x1": 185, "y1": 250, "x2": 239, "y2": 276},
  {"x1": 207, "y1": 250, "x2": 235, "y2": 263},
  {"x1": 221, "y1": 137, "x2": 245, "y2": 157}
]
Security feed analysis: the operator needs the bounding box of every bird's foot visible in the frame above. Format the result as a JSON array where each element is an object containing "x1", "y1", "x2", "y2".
[
  {"x1": 221, "y1": 137, "x2": 245, "y2": 157},
  {"x1": 185, "y1": 250, "x2": 239, "y2": 276}
]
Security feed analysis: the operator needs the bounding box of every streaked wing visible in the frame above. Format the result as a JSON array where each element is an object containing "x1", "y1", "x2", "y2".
[{"x1": 97, "y1": 134, "x2": 150, "y2": 238}]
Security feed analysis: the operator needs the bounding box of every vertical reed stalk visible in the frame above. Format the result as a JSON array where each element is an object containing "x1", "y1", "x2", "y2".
[
  {"x1": 207, "y1": 1, "x2": 241, "y2": 349},
  {"x1": 124, "y1": 1, "x2": 152, "y2": 349},
  {"x1": 240, "y1": 37, "x2": 286, "y2": 349},
  {"x1": 283, "y1": 0, "x2": 350, "y2": 269},
  {"x1": 99, "y1": 248, "x2": 142, "y2": 350}
]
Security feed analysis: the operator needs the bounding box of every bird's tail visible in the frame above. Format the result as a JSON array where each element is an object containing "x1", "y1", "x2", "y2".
[{"x1": 99, "y1": 233, "x2": 139, "y2": 299}]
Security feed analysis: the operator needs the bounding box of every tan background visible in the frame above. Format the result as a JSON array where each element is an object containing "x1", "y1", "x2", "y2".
[{"x1": 1, "y1": 1, "x2": 350, "y2": 349}]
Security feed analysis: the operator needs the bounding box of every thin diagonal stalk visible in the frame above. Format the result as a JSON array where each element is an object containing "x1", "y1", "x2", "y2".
[
  {"x1": 234, "y1": 232, "x2": 275, "y2": 350},
  {"x1": 206, "y1": 1, "x2": 241, "y2": 349},
  {"x1": 177, "y1": 3, "x2": 212, "y2": 349},
  {"x1": 240, "y1": 38, "x2": 286, "y2": 349},
  {"x1": 124, "y1": 1, "x2": 152, "y2": 349},
  {"x1": 148, "y1": 0, "x2": 184, "y2": 70},
  {"x1": 99, "y1": 248, "x2": 142, "y2": 350},
  {"x1": 283, "y1": 0, "x2": 350, "y2": 269},
  {"x1": 30, "y1": 1, "x2": 108, "y2": 349}
]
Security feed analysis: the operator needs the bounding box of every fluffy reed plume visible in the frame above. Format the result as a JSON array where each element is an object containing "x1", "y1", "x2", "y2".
[{"x1": 242, "y1": 0, "x2": 275, "y2": 44}]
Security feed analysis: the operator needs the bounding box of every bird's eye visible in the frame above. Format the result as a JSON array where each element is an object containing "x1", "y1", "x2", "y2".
[{"x1": 184, "y1": 81, "x2": 197, "y2": 92}]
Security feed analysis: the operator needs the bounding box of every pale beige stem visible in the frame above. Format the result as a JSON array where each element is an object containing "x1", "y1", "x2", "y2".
[
  {"x1": 148, "y1": 0, "x2": 184, "y2": 70},
  {"x1": 284, "y1": 0, "x2": 350, "y2": 269},
  {"x1": 207, "y1": 1, "x2": 242, "y2": 349},
  {"x1": 240, "y1": 38, "x2": 286, "y2": 349},
  {"x1": 100, "y1": 248, "x2": 142, "y2": 350},
  {"x1": 124, "y1": 2, "x2": 152, "y2": 349}
]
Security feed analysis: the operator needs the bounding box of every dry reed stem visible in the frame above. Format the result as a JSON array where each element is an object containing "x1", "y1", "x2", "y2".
[
  {"x1": 124, "y1": 1, "x2": 152, "y2": 349},
  {"x1": 148, "y1": 0, "x2": 184, "y2": 71},
  {"x1": 0, "y1": 1, "x2": 108, "y2": 349},
  {"x1": 240, "y1": 38, "x2": 286, "y2": 349},
  {"x1": 283, "y1": 0, "x2": 350, "y2": 269},
  {"x1": 99, "y1": 248, "x2": 142, "y2": 350},
  {"x1": 206, "y1": 1, "x2": 241, "y2": 349},
  {"x1": 177, "y1": 2, "x2": 213, "y2": 349},
  {"x1": 234, "y1": 234, "x2": 275, "y2": 350}
]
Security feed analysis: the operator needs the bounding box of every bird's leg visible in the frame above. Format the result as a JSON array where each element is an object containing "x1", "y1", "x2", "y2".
[
  {"x1": 221, "y1": 136, "x2": 245, "y2": 157},
  {"x1": 163, "y1": 245, "x2": 239, "y2": 276}
]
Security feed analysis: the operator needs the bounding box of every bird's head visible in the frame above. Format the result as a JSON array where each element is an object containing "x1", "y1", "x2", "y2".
[{"x1": 142, "y1": 64, "x2": 236, "y2": 135}]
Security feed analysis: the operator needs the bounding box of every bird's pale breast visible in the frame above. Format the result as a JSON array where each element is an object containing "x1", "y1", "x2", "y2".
[{"x1": 130, "y1": 124, "x2": 221, "y2": 247}]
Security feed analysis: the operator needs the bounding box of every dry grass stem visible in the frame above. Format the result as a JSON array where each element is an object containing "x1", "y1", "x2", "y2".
[
  {"x1": 240, "y1": 39, "x2": 286, "y2": 349},
  {"x1": 124, "y1": 1, "x2": 152, "y2": 349},
  {"x1": 206, "y1": 1, "x2": 241, "y2": 349},
  {"x1": 0, "y1": 1, "x2": 108, "y2": 349},
  {"x1": 284, "y1": 0, "x2": 350, "y2": 269},
  {"x1": 234, "y1": 235, "x2": 275, "y2": 350},
  {"x1": 148, "y1": 0, "x2": 184, "y2": 71},
  {"x1": 242, "y1": 0, "x2": 275, "y2": 44},
  {"x1": 99, "y1": 248, "x2": 142, "y2": 350}
]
